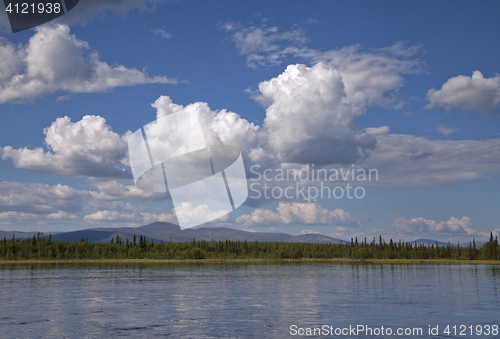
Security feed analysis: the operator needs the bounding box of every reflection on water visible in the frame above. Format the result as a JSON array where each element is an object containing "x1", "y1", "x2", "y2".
[{"x1": 0, "y1": 263, "x2": 499, "y2": 338}]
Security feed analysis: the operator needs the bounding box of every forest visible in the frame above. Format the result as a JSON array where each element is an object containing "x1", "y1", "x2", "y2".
[{"x1": 1, "y1": 233, "x2": 500, "y2": 260}]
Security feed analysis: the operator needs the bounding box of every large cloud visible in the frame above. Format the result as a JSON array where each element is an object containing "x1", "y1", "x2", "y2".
[
  {"x1": 426, "y1": 71, "x2": 500, "y2": 114},
  {"x1": 0, "y1": 115, "x2": 131, "y2": 178},
  {"x1": 236, "y1": 202, "x2": 359, "y2": 227},
  {"x1": 0, "y1": 24, "x2": 175, "y2": 104},
  {"x1": 258, "y1": 62, "x2": 377, "y2": 165},
  {"x1": 241, "y1": 37, "x2": 424, "y2": 166}
]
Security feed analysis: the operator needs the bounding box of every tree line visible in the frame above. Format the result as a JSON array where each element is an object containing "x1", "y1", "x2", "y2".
[{"x1": 1, "y1": 233, "x2": 499, "y2": 260}]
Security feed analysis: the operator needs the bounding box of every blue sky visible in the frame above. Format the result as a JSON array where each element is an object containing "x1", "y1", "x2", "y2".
[{"x1": 0, "y1": 0, "x2": 499, "y2": 243}]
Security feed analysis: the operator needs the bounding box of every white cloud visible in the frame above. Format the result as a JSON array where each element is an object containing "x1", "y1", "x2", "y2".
[
  {"x1": 0, "y1": 115, "x2": 131, "y2": 178},
  {"x1": 392, "y1": 216, "x2": 475, "y2": 235},
  {"x1": 316, "y1": 43, "x2": 423, "y2": 108},
  {"x1": 361, "y1": 127, "x2": 500, "y2": 186},
  {"x1": 0, "y1": 37, "x2": 20, "y2": 82},
  {"x1": 241, "y1": 39, "x2": 423, "y2": 166},
  {"x1": 88, "y1": 180, "x2": 166, "y2": 202},
  {"x1": 0, "y1": 211, "x2": 77, "y2": 224},
  {"x1": 175, "y1": 202, "x2": 230, "y2": 227},
  {"x1": 83, "y1": 210, "x2": 138, "y2": 222},
  {"x1": 300, "y1": 229, "x2": 320, "y2": 234},
  {"x1": 0, "y1": 182, "x2": 87, "y2": 215},
  {"x1": 222, "y1": 23, "x2": 307, "y2": 68},
  {"x1": 46, "y1": 211, "x2": 79, "y2": 220},
  {"x1": 0, "y1": 24, "x2": 175, "y2": 104},
  {"x1": 152, "y1": 28, "x2": 172, "y2": 39},
  {"x1": 151, "y1": 95, "x2": 260, "y2": 154},
  {"x1": 141, "y1": 212, "x2": 177, "y2": 224},
  {"x1": 236, "y1": 202, "x2": 359, "y2": 226},
  {"x1": 426, "y1": 71, "x2": 500, "y2": 114},
  {"x1": 432, "y1": 123, "x2": 459, "y2": 136},
  {"x1": 258, "y1": 62, "x2": 377, "y2": 165},
  {"x1": 387, "y1": 216, "x2": 490, "y2": 243}
]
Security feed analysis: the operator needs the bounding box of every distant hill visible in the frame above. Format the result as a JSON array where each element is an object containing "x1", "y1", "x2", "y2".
[
  {"x1": 412, "y1": 239, "x2": 484, "y2": 249},
  {"x1": 0, "y1": 224, "x2": 484, "y2": 247},
  {"x1": 0, "y1": 230, "x2": 51, "y2": 240},
  {"x1": 2, "y1": 222, "x2": 345, "y2": 244}
]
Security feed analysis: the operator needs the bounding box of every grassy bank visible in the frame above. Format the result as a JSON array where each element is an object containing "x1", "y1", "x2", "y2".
[{"x1": 1, "y1": 258, "x2": 500, "y2": 265}]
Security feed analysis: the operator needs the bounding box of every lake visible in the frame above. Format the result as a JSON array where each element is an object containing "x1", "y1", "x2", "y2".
[{"x1": 0, "y1": 262, "x2": 499, "y2": 338}]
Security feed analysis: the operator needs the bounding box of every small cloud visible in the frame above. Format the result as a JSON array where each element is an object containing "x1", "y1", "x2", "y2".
[
  {"x1": 300, "y1": 229, "x2": 320, "y2": 235},
  {"x1": 426, "y1": 71, "x2": 500, "y2": 115},
  {"x1": 431, "y1": 123, "x2": 459, "y2": 136},
  {"x1": 56, "y1": 95, "x2": 71, "y2": 101},
  {"x1": 242, "y1": 228, "x2": 256, "y2": 233},
  {"x1": 152, "y1": 28, "x2": 172, "y2": 39}
]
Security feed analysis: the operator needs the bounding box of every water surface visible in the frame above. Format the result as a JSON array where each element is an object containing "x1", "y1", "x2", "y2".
[{"x1": 0, "y1": 263, "x2": 499, "y2": 338}]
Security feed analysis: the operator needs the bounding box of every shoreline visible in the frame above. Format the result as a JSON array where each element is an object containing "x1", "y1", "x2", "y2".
[{"x1": 1, "y1": 258, "x2": 500, "y2": 265}]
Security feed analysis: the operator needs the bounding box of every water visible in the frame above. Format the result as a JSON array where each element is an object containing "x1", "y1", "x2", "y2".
[{"x1": 0, "y1": 263, "x2": 499, "y2": 338}]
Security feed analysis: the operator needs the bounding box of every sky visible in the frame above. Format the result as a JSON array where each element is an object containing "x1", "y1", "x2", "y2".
[{"x1": 0, "y1": 0, "x2": 499, "y2": 243}]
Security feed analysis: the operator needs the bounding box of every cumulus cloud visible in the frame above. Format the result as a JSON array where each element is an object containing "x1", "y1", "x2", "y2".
[
  {"x1": 426, "y1": 71, "x2": 500, "y2": 114},
  {"x1": 431, "y1": 123, "x2": 459, "y2": 136},
  {"x1": 151, "y1": 95, "x2": 260, "y2": 154},
  {"x1": 0, "y1": 115, "x2": 131, "y2": 178},
  {"x1": 175, "y1": 202, "x2": 230, "y2": 227},
  {"x1": 221, "y1": 23, "x2": 431, "y2": 170},
  {"x1": 243, "y1": 40, "x2": 423, "y2": 166},
  {"x1": 0, "y1": 24, "x2": 175, "y2": 104},
  {"x1": 236, "y1": 202, "x2": 359, "y2": 226},
  {"x1": 258, "y1": 62, "x2": 377, "y2": 165}
]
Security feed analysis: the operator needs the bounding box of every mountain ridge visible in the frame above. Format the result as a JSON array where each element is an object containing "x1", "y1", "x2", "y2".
[{"x1": 0, "y1": 224, "x2": 484, "y2": 247}]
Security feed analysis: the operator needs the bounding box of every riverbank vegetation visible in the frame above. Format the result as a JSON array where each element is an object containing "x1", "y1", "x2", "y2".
[{"x1": 1, "y1": 233, "x2": 499, "y2": 261}]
